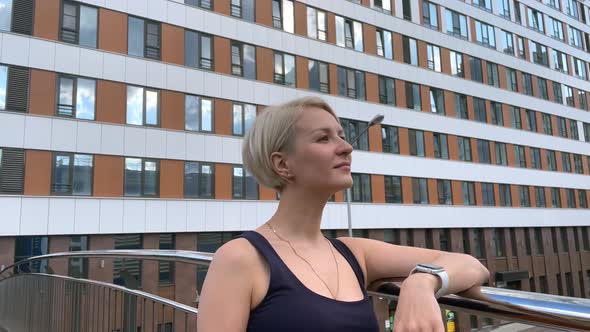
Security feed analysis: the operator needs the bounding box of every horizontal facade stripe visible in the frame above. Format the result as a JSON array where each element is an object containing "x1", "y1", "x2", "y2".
[
  {"x1": 2, "y1": 112, "x2": 590, "y2": 189},
  {"x1": 1, "y1": 196, "x2": 589, "y2": 236}
]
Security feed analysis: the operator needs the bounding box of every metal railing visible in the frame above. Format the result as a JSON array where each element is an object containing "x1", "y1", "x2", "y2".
[{"x1": 1, "y1": 250, "x2": 589, "y2": 331}]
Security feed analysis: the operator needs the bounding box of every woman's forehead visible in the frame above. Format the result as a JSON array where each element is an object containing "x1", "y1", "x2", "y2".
[{"x1": 296, "y1": 107, "x2": 341, "y2": 132}]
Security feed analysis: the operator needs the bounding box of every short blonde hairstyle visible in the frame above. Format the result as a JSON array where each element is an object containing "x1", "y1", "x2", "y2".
[{"x1": 242, "y1": 96, "x2": 339, "y2": 191}]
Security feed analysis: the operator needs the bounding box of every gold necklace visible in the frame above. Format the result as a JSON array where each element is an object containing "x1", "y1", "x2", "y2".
[{"x1": 266, "y1": 222, "x2": 340, "y2": 299}]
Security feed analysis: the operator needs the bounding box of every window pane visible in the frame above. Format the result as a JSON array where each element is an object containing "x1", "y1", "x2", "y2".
[
  {"x1": 0, "y1": 0, "x2": 12, "y2": 31},
  {"x1": 353, "y1": 21, "x2": 363, "y2": 52},
  {"x1": 185, "y1": 95, "x2": 199, "y2": 131},
  {"x1": 308, "y1": 60, "x2": 319, "y2": 91},
  {"x1": 76, "y1": 78, "x2": 95, "y2": 120},
  {"x1": 124, "y1": 158, "x2": 142, "y2": 196},
  {"x1": 185, "y1": 30, "x2": 199, "y2": 68},
  {"x1": 242, "y1": 0, "x2": 255, "y2": 21},
  {"x1": 128, "y1": 17, "x2": 145, "y2": 57},
  {"x1": 201, "y1": 98, "x2": 213, "y2": 132},
  {"x1": 233, "y1": 167, "x2": 244, "y2": 198},
  {"x1": 200, "y1": 35, "x2": 212, "y2": 69},
  {"x1": 58, "y1": 77, "x2": 75, "y2": 116},
  {"x1": 233, "y1": 104, "x2": 243, "y2": 136},
  {"x1": 127, "y1": 86, "x2": 143, "y2": 125},
  {"x1": 243, "y1": 44, "x2": 256, "y2": 79},
  {"x1": 282, "y1": 0, "x2": 294, "y2": 33},
  {"x1": 72, "y1": 154, "x2": 93, "y2": 195},
  {"x1": 0, "y1": 65, "x2": 6, "y2": 109},
  {"x1": 200, "y1": 164, "x2": 213, "y2": 197},
  {"x1": 143, "y1": 161, "x2": 158, "y2": 196},
  {"x1": 79, "y1": 5, "x2": 98, "y2": 48},
  {"x1": 335, "y1": 16, "x2": 345, "y2": 47},
  {"x1": 53, "y1": 155, "x2": 71, "y2": 193},
  {"x1": 284, "y1": 54, "x2": 295, "y2": 87},
  {"x1": 145, "y1": 90, "x2": 159, "y2": 126},
  {"x1": 244, "y1": 104, "x2": 256, "y2": 133},
  {"x1": 184, "y1": 162, "x2": 199, "y2": 197}
]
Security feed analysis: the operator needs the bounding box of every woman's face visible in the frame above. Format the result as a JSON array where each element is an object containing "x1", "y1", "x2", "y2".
[{"x1": 285, "y1": 107, "x2": 353, "y2": 194}]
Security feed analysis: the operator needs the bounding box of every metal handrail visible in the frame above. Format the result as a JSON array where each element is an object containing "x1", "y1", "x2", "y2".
[{"x1": 1, "y1": 250, "x2": 590, "y2": 331}]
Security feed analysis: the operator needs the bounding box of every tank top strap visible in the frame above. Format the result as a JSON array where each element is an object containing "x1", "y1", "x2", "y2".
[{"x1": 327, "y1": 238, "x2": 367, "y2": 290}]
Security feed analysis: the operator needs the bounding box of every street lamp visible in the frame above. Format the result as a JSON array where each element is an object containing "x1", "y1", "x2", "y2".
[{"x1": 345, "y1": 114, "x2": 385, "y2": 237}]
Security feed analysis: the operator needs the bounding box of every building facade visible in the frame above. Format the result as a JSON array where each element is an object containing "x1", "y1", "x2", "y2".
[{"x1": 0, "y1": 0, "x2": 589, "y2": 330}]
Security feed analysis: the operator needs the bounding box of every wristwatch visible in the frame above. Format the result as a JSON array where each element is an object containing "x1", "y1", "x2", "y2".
[{"x1": 409, "y1": 264, "x2": 449, "y2": 299}]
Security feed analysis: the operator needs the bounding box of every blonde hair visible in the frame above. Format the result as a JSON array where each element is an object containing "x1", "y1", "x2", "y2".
[{"x1": 242, "y1": 96, "x2": 339, "y2": 191}]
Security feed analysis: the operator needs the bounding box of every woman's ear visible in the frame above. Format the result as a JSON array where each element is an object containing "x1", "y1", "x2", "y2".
[{"x1": 270, "y1": 151, "x2": 294, "y2": 183}]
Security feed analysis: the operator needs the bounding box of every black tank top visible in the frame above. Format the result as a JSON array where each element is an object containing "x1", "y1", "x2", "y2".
[{"x1": 238, "y1": 231, "x2": 380, "y2": 332}]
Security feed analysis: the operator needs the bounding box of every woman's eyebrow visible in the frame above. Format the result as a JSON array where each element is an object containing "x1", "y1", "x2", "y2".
[{"x1": 310, "y1": 127, "x2": 344, "y2": 134}]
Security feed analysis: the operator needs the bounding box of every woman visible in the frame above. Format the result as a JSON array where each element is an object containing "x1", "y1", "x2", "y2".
[{"x1": 197, "y1": 96, "x2": 489, "y2": 331}]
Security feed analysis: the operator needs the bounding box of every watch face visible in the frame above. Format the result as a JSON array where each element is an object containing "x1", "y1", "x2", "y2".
[{"x1": 417, "y1": 263, "x2": 444, "y2": 272}]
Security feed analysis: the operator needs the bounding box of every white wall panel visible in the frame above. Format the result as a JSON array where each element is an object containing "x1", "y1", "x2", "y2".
[
  {"x1": 54, "y1": 44, "x2": 80, "y2": 75},
  {"x1": 79, "y1": 48, "x2": 104, "y2": 79},
  {"x1": 167, "y1": 64, "x2": 186, "y2": 91},
  {"x1": 146, "y1": 61, "x2": 167, "y2": 89},
  {"x1": 240, "y1": 202, "x2": 258, "y2": 230},
  {"x1": 125, "y1": 57, "x2": 148, "y2": 86},
  {"x1": 23, "y1": 116, "x2": 51, "y2": 150},
  {"x1": 145, "y1": 200, "x2": 167, "y2": 232},
  {"x1": 51, "y1": 118, "x2": 78, "y2": 152},
  {"x1": 1, "y1": 33, "x2": 29, "y2": 67},
  {"x1": 28, "y1": 38, "x2": 55, "y2": 71},
  {"x1": 184, "y1": 5, "x2": 204, "y2": 32},
  {"x1": 166, "y1": 200, "x2": 187, "y2": 231},
  {"x1": 185, "y1": 133, "x2": 204, "y2": 160},
  {"x1": 145, "y1": 128, "x2": 167, "y2": 159},
  {"x1": 147, "y1": 0, "x2": 168, "y2": 23},
  {"x1": 48, "y1": 198, "x2": 75, "y2": 234},
  {"x1": 74, "y1": 199, "x2": 100, "y2": 234},
  {"x1": 222, "y1": 201, "x2": 241, "y2": 231},
  {"x1": 123, "y1": 199, "x2": 146, "y2": 232},
  {"x1": 20, "y1": 198, "x2": 49, "y2": 235},
  {"x1": 105, "y1": 0, "x2": 126, "y2": 12},
  {"x1": 0, "y1": 197, "x2": 21, "y2": 235},
  {"x1": 204, "y1": 201, "x2": 223, "y2": 231},
  {"x1": 186, "y1": 200, "x2": 206, "y2": 231},
  {"x1": 100, "y1": 124, "x2": 125, "y2": 155},
  {"x1": 124, "y1": 126, "x2": 147, "y2": 157},
  {"x1": 202, "y1": 135, "x2": 223, "y2": 163},
  {"x1": 99, "y1": 199, "x2": 124, "y2": 233},
  {"x1": 166, "y1": 131, "x2": 186, "y2": 159},
  {"x1": 127, "y1": 0, "x2": 148, "y2": 18},
  {"x1": 220, "y1": 75, "x2": 238, "y2": 101},
  {"x1": 185, "y1": 68, "x2": 204, "y2": 95},
  {"x1": 102, "y1": 53, "x2": 126, "y2": 82},
  {"x1": 76, "y1": 121, "x2": 102, "y2": 154},
  {"x1": 0, "y1": 112, "x2": 25, "y2": 148},
  {"x1": 167, "y1": 1, "x2": 186, "y2": 26},
  {"x1": 201, "y1": 71, "x2": 221, "y2": 98}
]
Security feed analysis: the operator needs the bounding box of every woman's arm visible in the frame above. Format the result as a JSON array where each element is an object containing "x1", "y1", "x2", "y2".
[{"x1": 196, "y1": 239, "x2": 256, "y2": 332}]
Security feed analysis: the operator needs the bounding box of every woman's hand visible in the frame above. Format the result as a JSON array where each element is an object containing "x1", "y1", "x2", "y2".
[{"x1": 392, "y1": 273, "x2": 445, "y2": 332}]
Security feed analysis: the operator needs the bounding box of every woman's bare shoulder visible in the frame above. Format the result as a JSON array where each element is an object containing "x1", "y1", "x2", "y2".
[{"x1": 213, "y1": 237, "x2": 261, "y2": 269}]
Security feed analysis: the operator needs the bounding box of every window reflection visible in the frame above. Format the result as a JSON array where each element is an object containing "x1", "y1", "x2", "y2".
[
  {"x1": 128, "y1": 17, "x2": 145, "y2": 57},
  {"x1": 0, "y1": 0, "x2": 12, "y2": 32},
  {"x1": 126, "y1": 86, "x2": 143, "y2": 125},
  {"x1": 79, "y1": 5, "x2": 97, "y2": 48},
  {"x1": 145, "y1": 90, "x2": 159, "y2": 126},
  {"x1": 76, "y1": 78, "x2": 95, "y2": 120}
]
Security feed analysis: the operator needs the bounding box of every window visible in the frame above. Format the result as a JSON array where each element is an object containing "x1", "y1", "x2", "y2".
[
  {"x1": 510, "y1": 106, "x2": 522, "y2": 129},
  {"x1": 185, "y1": 95, "x2": 213, "y2": 132},
  {"x1": 60, "y1": 1, "x2": 97, "y2": 48},
  {"x1": 562, "y1": 152, "x2": 572, "y2": 173},
  {"x1": 534, "y1": 228, "x2": 544, "y2": 255},
  {"x1": 530, "y1": 148, "x2": 541, "y2": 169},
  {"x1": 408, "y1": 129, "x2": 425, "y2": 157},
  {"x1": 230, "y1": 0, "x2": 255, "y2": 21},
  {"x1": 475, "y1": 21, "x2": 495, "y2": 48},
  {"x1": 551, "y1": 188, "x2": 562, "y2": 207},
  {"x1": 158, "y1": 234, "x2": 175, "y2": 284},
  {"x1": 510, "y1": 228, "x2": 518, "y2": 256},
  {"x1": 445, "y1": 9, "x2": 468, "y2": 39},
  {"x1": 403, "y1": 0, "x2": 412, "y2": 20},
  {"x1": 0, "y1": 0, "x2": 34, "y2": 35},
  {"x1": 501, "y1": 30, "x2": 514, "y2": 55},
  {"x1": 341, "y1": 118, "x2": 369, "y2": 150},
  {"x1": 566, "y1": 189, "x2": 576, "y2": 208},
  {"x1": 335, "y1": 15, "x2": 363, "y2": 51},
  {"x1": 458, "y1": 136, "x2": 472, "y2": 162},
  {"x1": 454, "y1": 93, "x2": 468, "y2": 119},
  {"x1": 429, "y1": 87, "x2": 444, "y2": 115},
  {"x1": 574, "y1": 154, "x2": 583, "y2": 174},
  {"x1": 557, "y1": 117, "x2": 567, "y2": 138},
  {"x1": 124, "y1": 158, "x2": 159, "y2": 197},
  {"x1": 437, "y1": 179, "x2": 452, "y2": 205},
  {"x1": 586, "y1": 123, "x2": 590, "y2": 142},
  {"x1": 382, "y1": 125, "x2": 399, "y2": 154},
  {"x1": 0, "y1": 65, "x2": 29, "y2": 113},
  {"x1": 506, "y1": 68, "x2": 518, "y2": 92},
  {"x1": 185, "y1": 30, "x2": 213, "y2": 70},
  {"x1": 477, "y1": 139, "x2": 491, "y2": 164},
  {"x1": 56, "y1": 75, "x2": 96, "y2": 120},
  {"x1": 14, "y1": 236, "x2": 49, "y2": 273},
  {"x1": 495, "y1": 142, "x2": 507, "y2": 166},
  {"x1": 515, "y1": 1, "x2": 522, "y2": 24},
  {"x1": 426, "y1": 44, "x2": 441, "y2": 72},
  {"x1": 547, "y1": 150, "x2": 557, "y2": 171},
  {"x1": 492, "y1": 228, "x2": 506, "y2": 257},
  {"x1": 272, "y1": 0, "x2": 294, "y2": 33},
  {"x1": 402, "y1": 36, "x2": 418, "y2": 66},
  {"x1": 525, "y1": 109, "x2": 537, "y2": 132},
  {"x1": 470, "y1": 57, "x2": 483, "y2": 83},
  {"x1": 530, "y1": 41, "x2": 548, "y2": 66},
  {"x1": 412, "y1": 178, "x2": 429, "y2": 204},
  {"x1": 538, "y1": 78, "x2": 548, "y2": 100},
  {"x1": 553, "y1": 81, "x2": 563, "y2": 103},
  {"x1": 481, "y1": 183, "x2": 495, "y2": 206},
  {"x1": 527, "y1": 7, "x2": 544, "y2": 33},
  {"x1": 462, "y1": 181, "x2": 476, "y2": 205},
  {"x1": 0, "y1": 147, "x2": 25, "y2": 194},
  {"x1": 522, "y1": 72, "x2": 533, "y2": 96},
  {"x1": 535, "y1": 186, "x2": 546, "y2": 207},
  {"x1": 273, "y1": 52, "x2": 296, "y2": 87},
  {"x1": 519, "y1": 185, "x2": 531, "y2": 207},
  {"x1": 498, "y1": 0, "x2": 510, "y2": 18},
  {"x1": 351, "y1": 173, "x2": 372, "y2": 202},
  {"x1": 498, "y1": 184, "x2": 511, "y2": 206},
  {"x1": 566, "y1": 0, "x2": 580, "y2": 19},
  {"x1": 573, "y1": 58, "x2": 587, "y2": 80},
  {"x1": 487, "y1": 63, "x2": 499, "y2": 87},
  {"x1": 128, "y1": 17, "x2": 160, "y2": 60},
  {"x1": 473, "y1": 0, "x2": 492, "y2": 11},
  {"x1": 405, "y1": 82, "x2": 421, "y2": 111},
  {"x1": 233, "y1": 165, "x2": 258, "y2": 199},
  {"x1": 307, "y1": 7, "x2": 327, "y2": 41},
  {"x1": 552, "y1": 50, "x2": 568, "y2": 73},
  {"x1": 126, "y1": 86, "x2": 159, "y2": 126},
  {"x1": 472, "y1": 229, "x2": 485, "y2": 258},
  {"x1": 232, "y1": 103, "x2": 256, "y2": 137},
  {"x1": 422, "y1": 1, "x2": 438, "y2": 29},
  {"x1": 540, "y1": 276, "x2": 549, "y2": 294},
  {"x1": 491, "y1": 102, "x2": 503, "y2": 126},
  {"x1": 450, "y1": 51, "x2": 464, "y2": 77},
  {"x1": 565, "y1": 85, "x2": 575, "y2": 106},
  {"x1": 473, "y1": 98, "x2": 486, "y2": 123},
  {"x1": 113, "y1": 235, "x2": 142, "y2": 287},
  {"x1": 517, "y1": 36, "x2": 526, "y2": 58},
  {"x1": 231, "y1": 41, "x2": 256, "y2": 79},
  {"x1": 373, "y1": 0, "x2": 391, "y2": 12},
  {"x1": 185, "y1": 0, "x2": 212, "y2": 10},
  {"x1": 439, "y1": 229, "x2": 450, "y2": 251},
  {"x1": 514, "y1": 145, "x2": 526, "y2": 168},
  {"x1": 184, "y1": 161, "x2": 214, "y2": 198},
  {"x1": 433, "y1": 133, "x2": 449, "y2": 159},
  {"x1": 384, "y1": 175, "x2": 402, "y2": 203},
  {"x1": 338, "y1": 67, "x2": 365, "y2": 100},
  {"x1": 308, "y1": 60, "x2": 329, "y2": 94},
  {"x1": 568, "y1": 26, "x2": 583, "y2": 48},
  {"x1": 579, "y1": 91, "x2": 588, "y2": 111},
  {"x1": 560, "y1": 228, "x2": 569, "y2": 252},
  {"x1": 68, "y1": 235, "x2": 88, "y2": 278},
  {"x1": 545, "y1": 0, "x2": 561, "y2": 10},
  {"x1": 463, "y1": 229, "x2": 472, "y2": 254},
  {"x1": 378, "y1": 76, "x2": 395, "y2": 106},
  {"x1": 376, "y1": 28, "x2": 393, "y2": 59},
  {"x1": 51, "y1": 153, "x2": 93, "y2": 196},
  {"x1": 570, "y1": 120, "x2": 580, "y2": 141},
  {"x1": 542, "y1": 113, "x2": 553, "y2": 135}
]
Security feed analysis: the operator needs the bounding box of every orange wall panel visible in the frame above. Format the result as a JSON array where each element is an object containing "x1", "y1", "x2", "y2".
[
  {"x1": 256, "y1": 47, "x2": 274, "y2": 83},
  {"x1": 444, "y1": 91, "x2": 454, "y2": 117},
  {"x1": 214, "y1": 0, "x2": 230, "y2": 15},
  {"x1": 368, "y1": 125, "x2": 382, "y2": 153},
  {"x1": 451, "y1": 180, "x2": 463, "y2": 205},
  {"x1": 329, "y1": 64, "x2": 339, "y2": 96},
  {"x1": 34, "y1": 0, "x2": 59, "y2": 40},
  {"x1": 161, "y1": 91, "x2": 185, "y2": 131},
  {"x1": 162, "y1": 24, "x2": 185, "y2": 65},
  {"x1": 392, "y1": 33, "x2": 403, "y2": 63},
  {"x1": 29, "y1": 70, "x2": 56, "y2": 116},
  {"x1": 424, "y1": 132, "x2": 434, "y2": 158},
  {"x1": 24, "y1": 150, "x2": 51, "y2": 195},
  {"x1": 398, "y1": 128, "x2": 409, "y2": 155},
  {"x1": 296, "y1": 56, "x2": 309, "y2": 89},
  {"x1": 160, "y1": 160, "x2": 184, "y2": 198},
  {"x1": 371, "y1": 175, "x2": 385, "y2": 204},
  {"x1": 259, "y1": 186, "x2": 277, "y2": 200},
  {"x1": 96, "y1": 80, "x2": 126, "y2": 124},
  {"x1": 256, "y1": 0, "x2": 272, "y2": 26},
  {"x1": 294, "y1": 1, "x2": 307, "y2": 36},
  {"x1": 99, "y1": 9, "x2": 127, "y2": 54},
  {"x1": 427, "y1": 179, "x2": 438, "y2": 205},
  {"x1": 215, "y1": 164, "x2": 232, "y2": 199},
  {"x1": 94, "y1": 155, "x2": 124, "y2": 197},
  {"x1": 213, "y1": 36, "x2": 231, "y2": 75},
  {"x1": 395, "y1": 79, "x2": 406, "y2": 108},
  {"x1": 365, "y1": 72, "x2": 379, "y2": 103},
  {"x1": 401, "y1": 177, "x2": 413, "y2": 204},
  {"x1": 447, "y1": 136, "x2": 459, "y2": 161},
  {"x1": 214, "y1": 99, "x2": 233, "y2": 136},
  {"x1": 327, "y1": 13, "x2": 336, "y2": 44},
  {"x1": 363, "y1": 24, "x2": 377, "y2": 55}
]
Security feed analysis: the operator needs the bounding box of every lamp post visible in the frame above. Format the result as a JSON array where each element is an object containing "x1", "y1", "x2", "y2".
[{"x1": 346, "y1": 114, "x2": 385, "y2": 237}]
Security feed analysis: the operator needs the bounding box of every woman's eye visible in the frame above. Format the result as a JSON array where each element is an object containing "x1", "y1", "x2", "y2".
[{"x1": 318, "y1": 136, "x2": 329, "y2": 142}]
